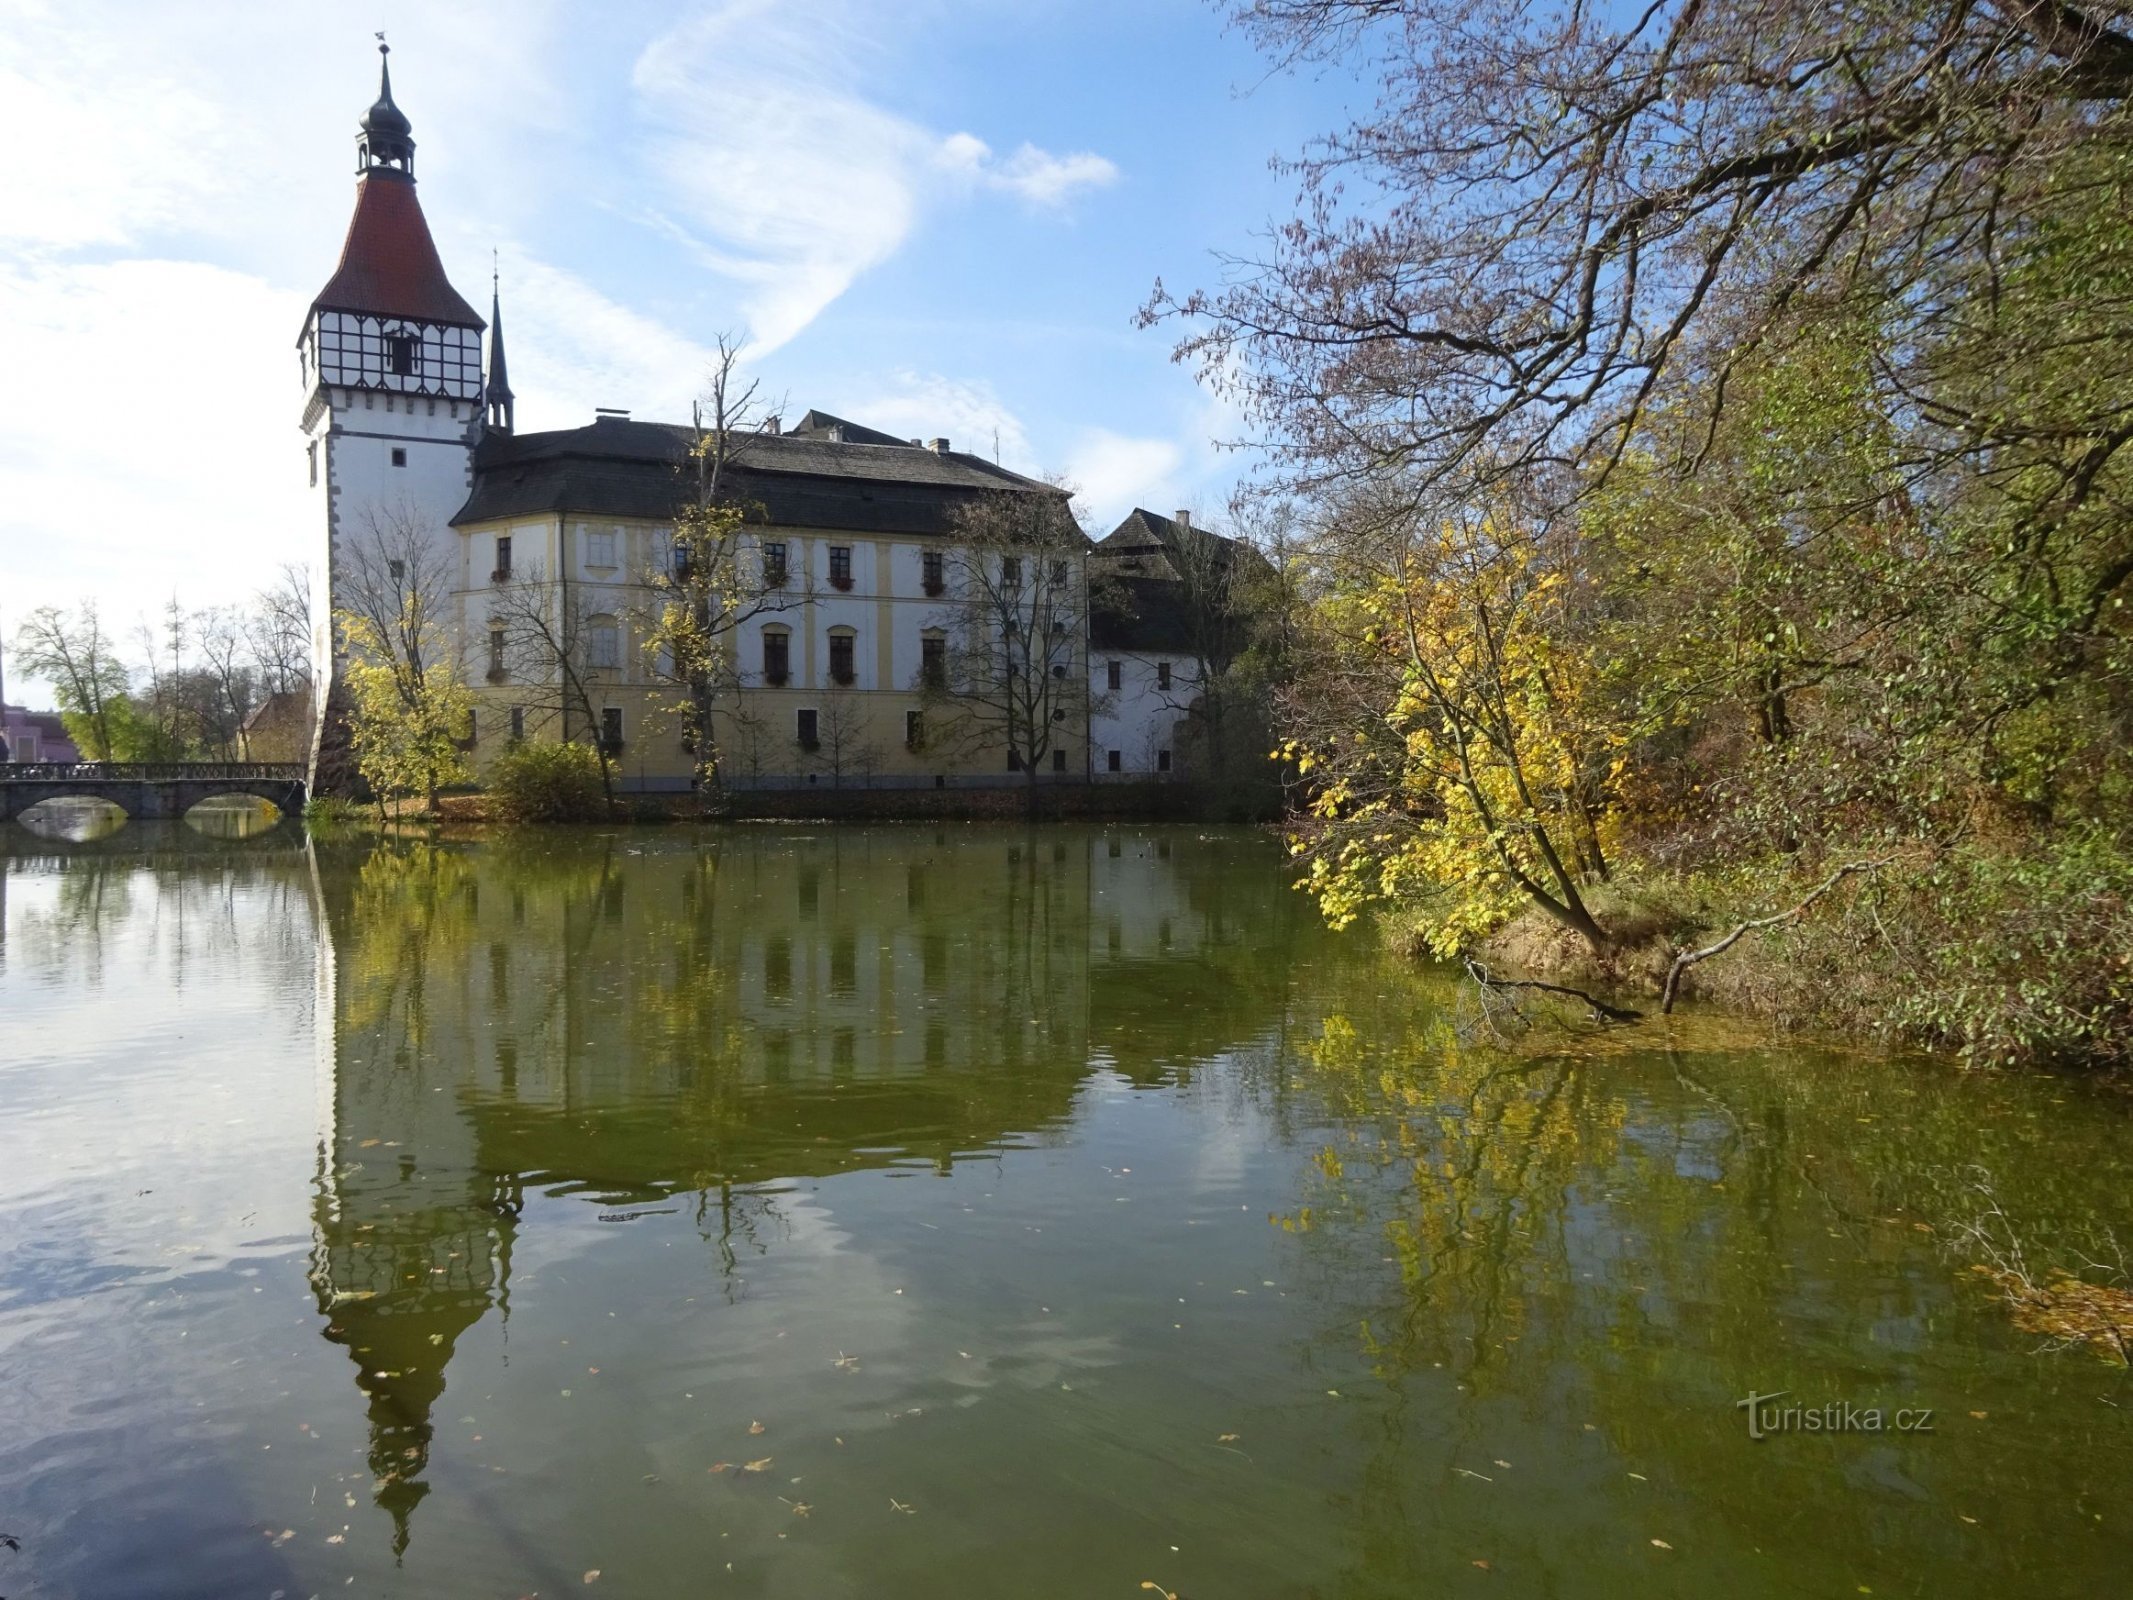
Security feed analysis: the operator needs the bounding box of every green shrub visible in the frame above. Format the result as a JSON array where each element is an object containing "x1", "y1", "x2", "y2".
[
  {"x1": 303, "y1": 795, "x2": 368, "y2": 831},
  {"x1": 487, "y1": 740, "x2": 608, "y2": 824}
]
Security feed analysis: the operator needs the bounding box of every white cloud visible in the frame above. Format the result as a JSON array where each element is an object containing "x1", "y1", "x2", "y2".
[
  {"x1": 631, "y1": 1, "x2": 1118, "y2": 354},
  {"x1": 0, "y1": 258, "x2": 312, "y2": 633},
  {"x1": 839, "y1": 371, "x2": 1036, "y2": 471},
  {"x1": 503, "y1": 254, "x2": 717, "y2": 429},
  {"x1": 935, "y1": 133, "x2": 1119, "y2": 208},
  {"x1": 1063, "y1": 429, "x2": 1185, "y2": 529}
]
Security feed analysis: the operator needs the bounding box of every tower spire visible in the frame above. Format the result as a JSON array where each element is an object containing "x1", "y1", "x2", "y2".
[
  {"x1": 486, "y1": 258, "x2": 515, "y2": 433},
  {"x1": 357, "y1": 34, "x2": 416, "y2": 178}
]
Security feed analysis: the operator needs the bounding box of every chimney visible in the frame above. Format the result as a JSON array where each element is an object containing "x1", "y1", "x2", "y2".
[
  {"x1": 928, "y1": 437, "x2": 950, "y2": 454},
  {"x1": 765, "y1": 415, "x2": 782, "y2": 435},
  {"x1": 1174, "y1": 509, "x2": 1192, "y2": 531}
]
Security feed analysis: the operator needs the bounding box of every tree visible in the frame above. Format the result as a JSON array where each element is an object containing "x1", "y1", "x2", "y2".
[
  {"x1": 336, "y1": 507, "x2": 473, "y2": 816},
  {"x1": 638, "y1": 336, "x2": 803, "y2": 796},
  {"x1": 812, "y1": 692, "x2": 881, "y2": 788},
  {"x1": 485, "y1": 567, "x2": 624, "y2": 809},
  {"x1": 920, "y1": 488, "x2": 1100, "y2": 811},
  {"x1": 191, "y1": 606, "x2": 260, "y2": 759},
  {"x1": 10, "y1": 603, "x2": 130, "y2": 758},
  {"x1": 1280, "y1": 486, "x2": 1623, "y2": 956},
  {"x1": 249, "y1": 563, "x2": 314, "y2": 700}
]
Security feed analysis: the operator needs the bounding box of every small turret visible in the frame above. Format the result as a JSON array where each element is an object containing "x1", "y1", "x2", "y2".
[
  {"x1": 356, "y1": 38, "x2": 416, "y2": 178},
  {"x1": 486, "y1": 268, "x2": 515, "y2": 433}
]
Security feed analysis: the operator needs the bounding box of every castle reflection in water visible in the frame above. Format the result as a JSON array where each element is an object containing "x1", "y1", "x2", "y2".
[{"x1": 301, "y1": 826, "x2": 1293, "y2": 1551}]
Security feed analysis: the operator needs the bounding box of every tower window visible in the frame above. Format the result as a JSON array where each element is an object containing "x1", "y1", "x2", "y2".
[
  {"x1": 1106, "y1": 659, "x2": 1121, "y2": 692},
  {"x1": 589, "y1": 618, "x2": 621, "y2": 670},
  {"x1": 387, "y1": 333, "x2": 418, "y2": 376},
  {"x1": 494, "y1": 536, "x2": 512, "y2": 580},
  {"x1": 390, "y1": 447, "x2": 407, "y2": 468},
  {"x1": 1157, "y1": 661, "x2": 1172, "y2": 691},
  {"x1": 307, "y1": 440, "x2": 319, "y2": 487}
]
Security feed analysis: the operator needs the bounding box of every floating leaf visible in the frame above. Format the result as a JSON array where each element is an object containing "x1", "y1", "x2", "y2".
[
  {"x1": 743, "y1": 1458, "x2": 773, "y2": 1473},
  {"x1": 1650, "y1": 1539, "x2": 1673, "y2": 1551},
  {"x1": 748, "y1": 1421, "x2": 765, "y2": 1435}
]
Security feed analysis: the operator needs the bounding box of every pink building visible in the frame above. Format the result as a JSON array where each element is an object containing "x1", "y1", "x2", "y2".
[{"x1": 1, "y1": 705, "x2": 80, "y2": 764}]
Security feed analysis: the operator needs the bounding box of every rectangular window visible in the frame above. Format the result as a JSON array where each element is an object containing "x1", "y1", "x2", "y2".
[
  {"x1": 1049, "y1": 559, "x2": 1069, "y2": 585},
  {"x1": 587, "y1": 528, "x2": 616, "y2": 567},
  {"x1": 828, "y1": 632, "x2": 855, "y2": 685},
  {"x1": 921, "y1": 634, "x2": 945, "y2": 688},
  {"x1": 1106, "y1": 659, "x2": 1121, "y2": 692},
  {"x1": 1158, "y1": 749, "x2": 1172, "y2": 772},
  {"x1": 465, "y1": 708, "x2": 477, "y2": 745},
  {"x1": 488, "y1": 630, "x2": 506, "y2": 678},
  {"x1": 390, "y1": 447, "x2": 407, "y2": 468},
  {"x1": 905, "y1": 710, "x2": 923, "y2": 748},
  {"x1": 589, "y1": 620, "x2": 620, "y2": 669},
  {"x1": 829, "y1": 545, "x2": 853, "y2": 589},
  {"x1": 1157, "y1": 661, "x2": 1172, "y2": 691},
  {"x1": 796, "y1": 708, "x2": 819, "y2": 749},
  {"x1": 495, "y1": 535, "x2": 512, "y2": 580},
  {"x1": 389, "y1": 558, "x2": 406, "y2": 583},
  {"x1": 763, "y1": 630, "x2": 790, "y2": 685},
  {"x1": 762, "y1": 541, "x2": 788, "y2": 587},
  {"x1": 1052, "y1": 748, "x2": 1067, "y2": 773},
  {"x1": 1107, "y1": 749, "x2": 1121, "y2": 772},
  {"x1": 510, "y1": 706, "x2": 525, "y2": 743},
  {"x1": 1002, "y1": 556, "x2": 1022, "y2": 584},
  {"x1": 308, "y1": 440, "x2": 319, "y2": 486},
  {"x1": 922, "y1": 550, "x2": 944, "y2": 593},
  {"x1": 1007, "y1": 749, "x2": 1021, "y2": 772},
  {"x1": 601, "y1": 707, "x2": 624, "y2": 751},
  {"x1": 387, "y1": 333, "x2": 417, "y2": 376}
]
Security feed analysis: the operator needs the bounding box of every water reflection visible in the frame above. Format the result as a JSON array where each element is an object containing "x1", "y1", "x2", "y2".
[
  {"x1": 306, "y1": 828, "x2": 1295, "y2": 1552},
  {"x1": 5, "y1": 824, "x2": 2130, "y2": 1598},
  {"x1": 13, "y1": 795, "x2": 128, "y2": 842},
  {"x1": 184, "y1": 795, "x2": 284, "y2": 839}
]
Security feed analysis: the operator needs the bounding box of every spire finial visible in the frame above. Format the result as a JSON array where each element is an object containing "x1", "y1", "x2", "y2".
[
  {"x1": 486, "y1": 257, "x2": 515, "y2": 433},
  {"x1": 357, "y1": 34, "x2": 415, "y2": 178}
]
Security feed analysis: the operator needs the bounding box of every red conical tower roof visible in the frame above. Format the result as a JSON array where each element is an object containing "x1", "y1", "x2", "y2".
[{"x1": 310, "y1": 174, "x2": 483, "y2": 328}]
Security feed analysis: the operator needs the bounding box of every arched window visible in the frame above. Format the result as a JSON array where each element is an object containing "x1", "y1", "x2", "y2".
[{"x1": 828, "y1": 627, "x2": 857, "y2": 686}]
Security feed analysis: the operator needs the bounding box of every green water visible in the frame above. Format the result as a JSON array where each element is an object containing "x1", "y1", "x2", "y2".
[{"x1": 1, "y1": 822, "x2": 2128, "y2": 1597}]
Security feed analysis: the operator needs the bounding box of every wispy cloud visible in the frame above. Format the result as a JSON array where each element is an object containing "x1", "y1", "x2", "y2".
[
  {"x1": 1064, "y1": 429, "x2": 1185, "y2": 528},
  {"x1": 841, "y1": 370, "x2": 1036, "y2": 470},
  {"x1": 630, "y1": 0, "x2": 1119, "y2": 354}
]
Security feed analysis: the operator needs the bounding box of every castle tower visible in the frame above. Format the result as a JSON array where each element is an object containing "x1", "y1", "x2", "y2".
[{"x1": 299, "y1": 42, "x2": 486, "y2": 791}]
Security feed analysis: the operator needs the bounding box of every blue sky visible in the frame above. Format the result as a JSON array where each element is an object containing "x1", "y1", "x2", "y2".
[{"x1": 1, "y1": 0, "x2": 1361, "y2": 698}]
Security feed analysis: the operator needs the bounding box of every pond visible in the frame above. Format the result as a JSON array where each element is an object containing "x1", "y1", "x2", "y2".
[{"x1": 1, "y1": 824, "x2": 2128, "y2": 1597}]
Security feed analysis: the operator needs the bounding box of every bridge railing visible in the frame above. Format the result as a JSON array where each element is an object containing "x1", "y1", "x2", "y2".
[{"x1": 2, "y1": 762, "x2": 306, "y2": 783}]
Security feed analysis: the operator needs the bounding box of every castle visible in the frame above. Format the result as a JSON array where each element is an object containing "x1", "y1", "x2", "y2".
[{"x1": 302, "y1": 47, "x2": 1248, "y2": 794}]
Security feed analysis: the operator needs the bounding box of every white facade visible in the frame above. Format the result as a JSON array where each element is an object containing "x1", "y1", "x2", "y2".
[{"x1": 1090, "y1": 650, "x2": 1197, "y2": 777}]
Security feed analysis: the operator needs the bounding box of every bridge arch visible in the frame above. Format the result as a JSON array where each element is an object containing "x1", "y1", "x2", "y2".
[{"x1": 1, "y1": 763, "x2": 307, "y2": 827}]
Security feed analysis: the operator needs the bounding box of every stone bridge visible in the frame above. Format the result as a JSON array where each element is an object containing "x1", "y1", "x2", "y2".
[{"x1": 0, "y1": 762, "x2": 307, "y2": 824}]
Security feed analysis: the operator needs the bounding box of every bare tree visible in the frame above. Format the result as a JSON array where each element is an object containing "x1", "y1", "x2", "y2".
[
  {"x1": 249, "y1": 563, "x2": 314, "y2": 699},
  {"x1": 921, "y1": 488, "x2": 1105, "y2": 811},
  {"x1": 485, "y1": 567, "x2": 624, "y2": 807},
  {"x1": 812, "y1": 692, "x2": 881, "y2": 788},
  {"x1": 192, "y1": 606, "x2": 258, "y2": 758},
  {"x1": 638, "y1": 335, "x2": 803, "y2": 797}
]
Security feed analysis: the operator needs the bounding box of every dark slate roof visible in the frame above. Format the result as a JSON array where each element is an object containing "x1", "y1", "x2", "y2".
[
  {"x1": 452, "y1": 414, "x2": 1063, "y2": 535},
  {"x1": 1088, "y1": 508, "x2": 1268, "y2": 654},
  {"x1": 1091, "y1": 573, "x2": 1197, "y2": 653},
  {"x1": 307, "y1": 173, "x2": 484, "y2": 332}
]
